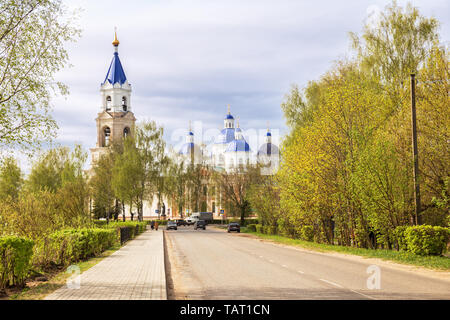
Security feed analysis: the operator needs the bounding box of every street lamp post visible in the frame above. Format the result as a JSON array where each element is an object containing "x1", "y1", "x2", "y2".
[{"x1": 410, "y1": 73, "x2": 421, "y2": 225}]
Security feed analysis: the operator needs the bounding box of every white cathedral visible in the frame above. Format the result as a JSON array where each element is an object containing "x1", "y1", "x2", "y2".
[{"x1": 90, "y1": 32, "x2": 279, "y2": 219}]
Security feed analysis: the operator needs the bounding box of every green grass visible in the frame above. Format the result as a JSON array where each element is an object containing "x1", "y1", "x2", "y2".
[
  {"x1": 241, "y1": 228, "x2": 450, "y2": 271},
  {"x1": 9, "y1": 243, "x2": 122, "y2": 300}
]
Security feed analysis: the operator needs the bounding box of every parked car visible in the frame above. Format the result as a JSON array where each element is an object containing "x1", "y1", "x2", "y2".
[
  {"x1": 194, "y1": 220, "x2": 206, "y2": 230},
  {"x1": 227, "y1": 222, "x2": 240, "y2": 233},
  {"x1": 166, "y1": 220, "x2": 178, "y2": 230},
  {"x1": 175, "y1": 219, "x2": 188, "y2": 226}
]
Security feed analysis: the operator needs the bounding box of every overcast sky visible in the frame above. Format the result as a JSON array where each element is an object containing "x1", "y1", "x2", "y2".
[{"x1": 26, "y1": 0, "x2": 450, "y2": 170}]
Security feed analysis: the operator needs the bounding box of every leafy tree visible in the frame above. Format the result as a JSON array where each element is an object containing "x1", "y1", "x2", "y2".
[
  {"x1": 166, "y1": 160, "x2": 188, "y2": 218},
  {"x1": 112, "y1": 136, "x2": 143, "y2": 221},
  {"x1": 0, "y1": 0, "x2": 81, "y2": 151},
  {"x1": 90, "y1": 151, "x2": 115, "y2": 220},
  {"x1": 0, "y1": 156, "x2": 22, "y2": 201},
  {"x1": 134, "y1": 121, "x2": 168, "y2": 221},
  {"x1": 214, "y1": 165, "x2": 261, "y2": 225}
]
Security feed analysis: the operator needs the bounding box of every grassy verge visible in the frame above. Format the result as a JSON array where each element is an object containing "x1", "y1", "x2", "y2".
[
  {"x1": 241, "y1": 228, "x2": 450, "y2": 271},
  {"x1": 9, "y1": 243, "x2": 122, "y2": 300}
]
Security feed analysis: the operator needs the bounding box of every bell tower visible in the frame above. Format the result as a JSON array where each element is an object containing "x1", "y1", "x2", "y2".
[{"x1": 90, "y1": 30, "x2": 136, "y2": 164}]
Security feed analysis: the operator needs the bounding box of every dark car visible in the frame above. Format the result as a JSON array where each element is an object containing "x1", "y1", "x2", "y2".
[
  {"x1": 166, "y1": 220, "x2": 177, "y2": 230},
  {"x1": 194, "y1": 220, "x2": 206, "y2": 230},
  {"x1": 227, "y1": 222, "x2": 240, "y2": 233},
  {"x1": 175, "y1": 219, "x2": 188, "y2": 226}
]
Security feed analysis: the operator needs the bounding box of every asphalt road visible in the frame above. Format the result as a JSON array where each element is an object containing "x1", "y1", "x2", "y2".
[{"x1": 164, "y1": 226, "x2": 450, "y2": 300}]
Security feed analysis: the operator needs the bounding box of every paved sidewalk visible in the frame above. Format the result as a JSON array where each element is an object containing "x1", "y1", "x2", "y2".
[{"x1": 45, "y1": 229, "x2": 166, "y2": 300}]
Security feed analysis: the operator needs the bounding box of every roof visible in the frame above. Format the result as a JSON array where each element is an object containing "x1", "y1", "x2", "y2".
[
  {"x1": 104, "y1": 52, "x2": 127, "y2": 85},
  {"x1": 225, "y1": 139, "x2": 251, "y2": 152},
  {"x1": 215, "y1": 128, "x2": 235, "y2": 144},
  {"x1": 257, "y1": 143, "x2": 279, "y2": 156},
  {"x1": 225, "y1": 114, "x2": 234, "y2": 120}
]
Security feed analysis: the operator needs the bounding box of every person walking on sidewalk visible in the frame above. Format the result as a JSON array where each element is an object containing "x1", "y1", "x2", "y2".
[
  {"x1": 155, "y1": 221, "x2": 159, "y2": 231},
  {"x1": 150, "y1": 220, "x2": 155, "y2": 230}
]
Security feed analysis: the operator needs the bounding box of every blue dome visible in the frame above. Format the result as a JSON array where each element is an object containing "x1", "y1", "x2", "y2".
[
  {"x1": 225, "y1": 139, "x2": 251, "y2": 152},
  {"x1": 103, "y1": 52, "x2": 127, "y2": 85},
  {"x1": 179, "y1": 142, "x2": 196, "y2": 155},
  {"x1": 225, "y1": 114, "x2": 234, "y2": 120},
  {"x1": 258, "y1": 143, "x2": 279, "y2": 156},
  {"x1": 188, "y1": 131, "x2": 194, "y2": 136},
  {"x1": 266, "y1": 131, "x2": 272, "y2": 136},
  {"x1": 235, "y1": 127, "x2": 242, "y2": 132},
  {"x1": 215, "y1": 128, "x2": 235, "y2": 144}
]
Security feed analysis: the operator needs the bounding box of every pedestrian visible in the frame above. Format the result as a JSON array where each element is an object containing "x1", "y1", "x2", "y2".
[
  {"x1": 151, "y1": 220, "x2": 155, "y2": 230},
  {"x1": 155, "y1": 221, "x2": 159, "y2": 231}
]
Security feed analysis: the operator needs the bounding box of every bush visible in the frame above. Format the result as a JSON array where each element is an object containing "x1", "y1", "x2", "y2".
[
  {"x1": 404, "y1": 225, "x2": 450, "y2": 256},
  {"x1": 33, "y1": 228, "x2": 118, "y2": 267},
  {"x1": 255, "y1": 224, "x2": 263, "y2": 233},
  {"x1": 268, "y1": 226, "x2": 278, "y2": 235},
  {"x1": 300, "y1": 225, "x2": 314, "y2": 242},
  {"x1": 393, "y1": 226, "x2": 409, "y2": 251},
  {"x1": 247, "y1": 224, "x2": 256, "y2": 232},
  {"x1": 0, "y1": 236, "x2": 34, "y2": 288}
]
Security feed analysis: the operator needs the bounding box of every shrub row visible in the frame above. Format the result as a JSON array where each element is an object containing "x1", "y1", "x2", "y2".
[
  {"x1": 394, "y1": 225, "x2": 449, "y2": 256},
  {"x1": 33, "y1": 228, "x2": 118, "y2": 267},
  {"x1": 248, "y1": 224, "x2": 315, "y2": 242},
  {"x1": 0, "y1": 236, "x2": 34, "y2": 288}
]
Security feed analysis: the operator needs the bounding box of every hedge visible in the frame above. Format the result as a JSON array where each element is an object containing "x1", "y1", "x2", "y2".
[
  {"x1": 404, "y1": 225, "x2": 449, "y2": 256},
  {"x1": 267, "y1": 226, "x2": 278, "y2": 235},
  {"x1": 33, "y1": 228, "x2": 118, "y2": 267},
  {"x1": 0, "y1": 236, "x2": 34, "y2": 288},
  {"x1": 255, "y1": 224, "x2": 263, "y2": 233},
  {"x1": 247, "y1": 224, "x2": 257, "y2": 232},
  {"x1": 393, "y1": 226, "x2": 409, "y2": 251},
  {"x1": 300, "y1": 225, "x2": 314, "y2": 242}
]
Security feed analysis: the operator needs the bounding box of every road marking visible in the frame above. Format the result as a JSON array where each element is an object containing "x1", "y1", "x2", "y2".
[
  {"x1": 319, "y1": 279, "x2": 343, "y2": 288},
  {"x1": 297, "y1": 270, "x2": 304, "y2": 274},
  {"x1": 350, "y1": 289, "x2": 377, "y2": 300}
]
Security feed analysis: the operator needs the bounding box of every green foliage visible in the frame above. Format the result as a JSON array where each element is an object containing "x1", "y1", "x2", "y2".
[
  {"x1": 32, "y1": 228, "x2": 118, "y2": 267},
  {"x1": 300, "y1": 225, "x2": 314, "y2": 242},
  {"x1": 0, "y1": 236, "x2": 34, "y2": 288},
  {"x1": 0, "y1": 157, "x2": 23, "y2": 201},
  {"x1": 247, "y1": 224, "x2": 257, "y2": 232},
  {"x1": 404, "y1": 225, "x2": 449, "y2": 256},
  {"x1": 267, "y1": 226, "x2": 278, "y2": 235},
  {"x1": 393, "y1": 226, "x2": 409, "y2": 251},
  {"x1": 275, "y1": 1, "x2": 449, "y2": 254},
  {"x1": 0, "y1": 0, "x2": 81, "y2": 152},
  {"x1": 255, "y1": 224, "x2": 263, "y2": 234}
]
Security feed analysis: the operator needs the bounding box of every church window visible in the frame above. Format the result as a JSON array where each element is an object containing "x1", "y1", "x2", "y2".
[
  {"x1": 123, "y1": 127, "x2": 130, "y2": 138},
  {"x1": 122, "y1": 96, "x2": 127, "y2": 111},
  {"x1": 106, "y1": 96, "x2": 112, "y2": 110},
  {"x1": 103, "y1": 126, "x2": 111, "y2": 147}
]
